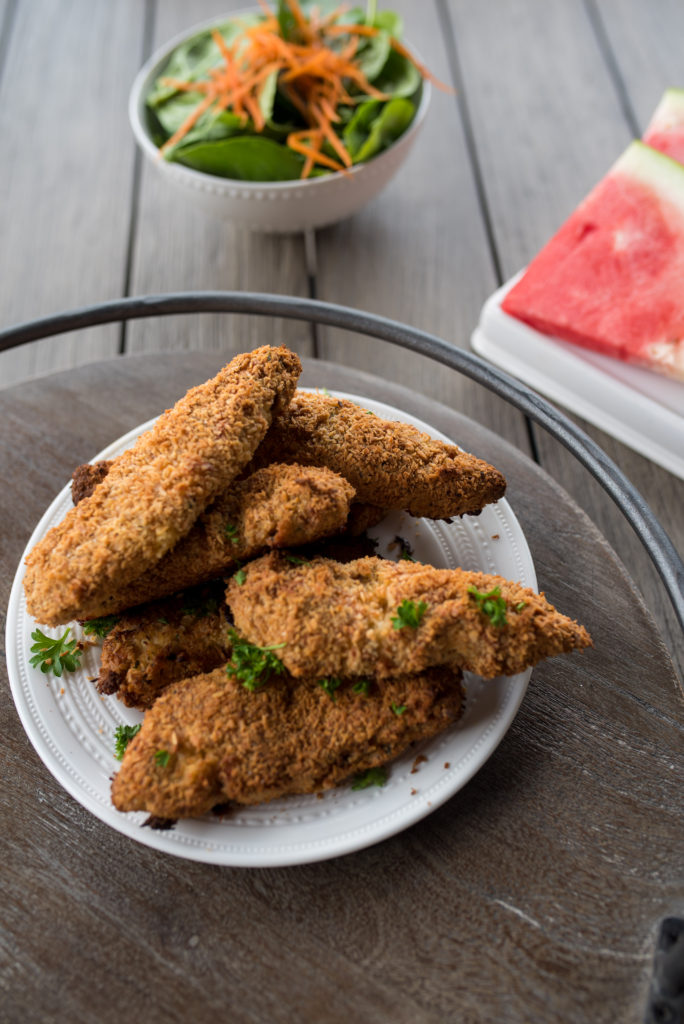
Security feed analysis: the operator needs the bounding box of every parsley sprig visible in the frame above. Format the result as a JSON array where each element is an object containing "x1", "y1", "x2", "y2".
[
  {"x1": 468, "y1": 585, "x2": 508, "y2": 627},
  {"x1": 114, "y1": 723, "x2": 141, "y2": 760},
  {"x1": 226, "y1": 629, "x2": 286, "y2": 691},
  {"x1": 391, "y1": 702, "x2": 407, "y2": 716},
  {"x1": 351, "y1": 766, "x2": 388, "y2": 790},
  {"x1": 353, "y1": 679, "x2": 371, "y2": 696},
  {"x1": 155, "y1": 749, "x2": 171, "y2": 768},
  {"x1": 395, "y1": 535, "x2": 415, "y2": 562},
  {"x1": 29, "y1": 628, "x2": 82, "y2": 677},
  {"x1": 391, "y1": 599, "x2": 427, "y2": 630},
  {"x1": 83, "y1": 615, "x2": 119, "y2": 639},
  {"x1": 224, "y1": 522, "x2": 240, "y2": 544},
  {"x1": 318, "y1": 676, "x2": 342, "y2": 700}
]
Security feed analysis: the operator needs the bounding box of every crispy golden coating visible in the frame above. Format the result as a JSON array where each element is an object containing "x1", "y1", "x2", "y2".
[
  {"x1": 79, "y1": 463, "x2": 355, "y2": 614},
  {"x1": 24, "y1": 347, "x2": 301, "y2": 625},
  {"x1": 111, "y1": 665, "x2": 465, "y2": 819},
  {"x1": 227, "y1": 553, "x2": 592, "y2": 679},
  {"x1": 252, "y1": 391, "x2": 507, "y2": 518},
  {"x1": 97, "y1": 585, "x2": 232, "y2": 710}
]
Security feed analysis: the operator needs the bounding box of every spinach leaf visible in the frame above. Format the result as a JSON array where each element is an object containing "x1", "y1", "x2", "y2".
[
  {"x1": 372, "y1": 47, "x2": 422, "y2": 99},
  {"x1": 146, "y1": 15, "x2": 260, "y2": 107},
  {"x1": 171, "y1": 135, "x2": 306, "y2": 181},
  {"x1": 354, "y1": 29, "x2": 392, "y2": 82},
  {"x1": 343, "y1": 99, "x2": 382, "y2": 159},
  {"x1": 277, "y1": 0, "x2": 299, "y2": 42},
  {"x1": 354, "y1": 97, "x2": 415, "y2": 162},
  {"x1": 373, "y1": 10, "x2": 403, "y2": 36},
  {"x1": 258, "y1": 69, "x2": 279, "y2": 122}
]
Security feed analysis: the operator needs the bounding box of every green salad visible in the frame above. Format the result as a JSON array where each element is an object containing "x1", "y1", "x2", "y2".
[{"x1": 144, "y1": 0, "x2": 431, "y2": 182}]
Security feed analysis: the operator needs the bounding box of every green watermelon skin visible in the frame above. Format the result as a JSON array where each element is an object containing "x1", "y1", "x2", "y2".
[
  {"x1": 501, "y1": 142, "x2": 684, "y2": 382},
  {"x1": 643, "y1": 87, "x2": 684, "y2": 166}
]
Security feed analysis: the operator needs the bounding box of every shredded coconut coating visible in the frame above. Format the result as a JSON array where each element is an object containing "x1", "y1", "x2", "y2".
[
  {"x1": 227, "y1": 553, "x2": 592, "y2": 680},
  {"x1": 75, "y1": 463, "x2": 354, "y2": 616},
  {"x1": 24, "y1": 346, "x2": 301, "y2": 625},
  {"x1": 252, "y1": 391, "x2": 507, "y2": 518},
  {"x1": 111, "y1": 665, "x2": 464, "y2": 819}
]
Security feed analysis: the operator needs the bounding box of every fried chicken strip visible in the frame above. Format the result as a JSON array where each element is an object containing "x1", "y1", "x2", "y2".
[
  {"x1": 111, "y1": 665, "x2": 465, "y2": 819},
  {"x1": 97, "y1": 584, "x2": 232, "y2": 709},
  {"x1": 79, "y1": 463, "x2": 355, "y2": 615},
  {"x1": 24, "y1": 346, "x2": 301, "y2": 625},
  {"x1": 252, "y1": 391, "x2": 507, "y2": 518},
  {"x1": 227, "y1": 554, "x2": 591, "y2": 679}
]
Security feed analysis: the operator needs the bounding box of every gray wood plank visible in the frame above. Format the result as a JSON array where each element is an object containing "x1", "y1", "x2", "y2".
[
  {"x1": 1, "y1": 353, "x2": 681, "y2": 1024},
  {"x1": 0, "y1": 0, "x2": 145, "y2": 389},
  {"x1": 446, "y1": 0, "x2": 684, "y2": 678},
  {"x1": 592, "y1": 0, "x2": 684, "y2": 129},
  {"x1": 125, "y1": 0, "x2": 313, "y2": 361},
  {"x1": 312, "y1": 0, "x2": 531, "y2": 450}
]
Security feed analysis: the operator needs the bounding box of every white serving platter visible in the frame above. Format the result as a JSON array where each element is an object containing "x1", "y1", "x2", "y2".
[
  {"x1": 7, "y1": 391, "x2": 536, "y2": 867},
  {"x1": 471, "y1": 275, "x2": 684, "y2": 481}
]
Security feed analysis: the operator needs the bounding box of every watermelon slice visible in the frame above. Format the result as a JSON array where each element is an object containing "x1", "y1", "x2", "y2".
[
  {"x1": 501, "y1": 141, "x2": 684, "y2": 382},
  {"x1": 643, "y1": 88, "x2": 684, "y2": 166}
]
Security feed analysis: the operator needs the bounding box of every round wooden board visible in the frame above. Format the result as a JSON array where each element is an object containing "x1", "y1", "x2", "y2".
[{"x1": 1, "y1": 351, "x2": 682, "y2": 1024}]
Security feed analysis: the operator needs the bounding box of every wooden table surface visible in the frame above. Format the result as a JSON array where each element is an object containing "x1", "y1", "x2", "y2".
[{"x1": 0, "y1": 2, "x2": 682, "y2": 1022}]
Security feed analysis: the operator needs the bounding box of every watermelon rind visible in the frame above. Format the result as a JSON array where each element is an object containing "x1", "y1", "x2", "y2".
[
  {"x1": 644, "y1": 87, "x2": 684, "y2": 136},
  {"x1": 611, "y1": 140, "x2": 684, "y2": 217}
]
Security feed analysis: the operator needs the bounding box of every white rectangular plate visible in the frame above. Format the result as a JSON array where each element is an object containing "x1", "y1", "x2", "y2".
[{"x1": 471, "y1": 275, "x2": 684, "y2": 481}]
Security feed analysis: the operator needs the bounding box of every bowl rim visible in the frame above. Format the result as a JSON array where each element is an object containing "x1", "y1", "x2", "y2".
[{"x1": 128, "y1": 7, "x2": 432, "y2": 192}]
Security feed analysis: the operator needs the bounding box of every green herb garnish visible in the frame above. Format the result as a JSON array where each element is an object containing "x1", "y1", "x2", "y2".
[
  {"x1": 395, "y1": 535, "x2": 415, "y2": 562},
  {"x1": 155, "y1": 749, "x2": 171, "y2": 768},
  {"x1": 353, "y1": 679, "x2": 371, "y2": 696},
  {"x1": 157, "y1": 617, "x2": 169, "y2": 625},
  {"x1": 391, "y1": 599, "x2": 427, "y2": 630},
  {"x1": 351, "y1": 766, "x2": 388, "y2": 790},
  {"x1": 285, "y1": 554, "x2": 309, "y2": 566},
  {"x1": 318, "y1": 676, "x2": 342, "y2": 700},
  {"x1": 468, "y1": 585, "x2": 508, "y2": 627},
  {"x1": 226, "y1": 629, "x2": 286, "y2": 691},
  {"x1": 225, "y1": 523, "x2": 239, "y2": 544},
  {"x1": 82, "y1": 615, "x2": 119, "y2": 639},
  {"x1": 234, "y1": 568, "x2": 247, "y2": 585},
  {"x1": 515, "y1": 601, "x2": 527, "y2": 612},
  {"x1": 29, "y1": 628, "x2": 82, "y2": 677},
  {"x1": 114, "y1": 723, "x2": 141, "y2": 761},
  {"x1": 391, "y1": 702, "x2": 407, "y2": 716}
]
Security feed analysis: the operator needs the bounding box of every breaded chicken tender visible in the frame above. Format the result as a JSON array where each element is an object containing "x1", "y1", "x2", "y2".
[
  {"x1": 97, "y1": 585, "x2": 232, "y2": 709},
  {"x1": 227, "y1": 554, "x2": 591, "y2": 680},
  {"x1": 111, "y1": 665, "x2": 465, "y2": 819},
  {"x1": 77, "y1": 464, "x2": 355, "y2": 615},
  {"x1": 24, "y1": 347, "x2": 301, "y2": 625},
  {"x1": 252, "y1": 391, "x2": 507, "y2": 518}
]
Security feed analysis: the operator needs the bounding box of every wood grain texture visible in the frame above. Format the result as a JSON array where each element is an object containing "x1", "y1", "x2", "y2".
[
  {"x1": 592, "y1": 0, "x2": 684, "y2": 128},
  {"x1": 445, "y1": 0, "x2": 684, "y2": 679},
  {"x1": 1, "y1": 353, "x2": 681, "y2": 1024},
  {"x1": 311, "y1": 0, "x2": 530, "y2": 450},
  {"x1": 125, "y1": 0, "x2": 313, "y2": 361},
  {"x1": 0, "y1": 0, "x2": 145, "y2": 388}
]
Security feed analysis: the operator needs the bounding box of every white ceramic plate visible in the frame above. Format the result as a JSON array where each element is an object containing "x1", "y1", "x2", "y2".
[
  {"x1": 471, "y1": 275, "x2": 684, "y2": 480},
  {"x1": 6, "y1": 392, "x2": 536, "y2": 867}
]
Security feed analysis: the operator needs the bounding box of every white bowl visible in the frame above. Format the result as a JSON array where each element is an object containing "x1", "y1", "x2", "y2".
[{"x1": 128, "y1": 13, "x2": 431, "y2": 233}]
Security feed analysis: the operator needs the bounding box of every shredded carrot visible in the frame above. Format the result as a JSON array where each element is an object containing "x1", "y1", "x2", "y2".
[{"x1": 156, "y1": 0, "x2": 441, "y2": 176}]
